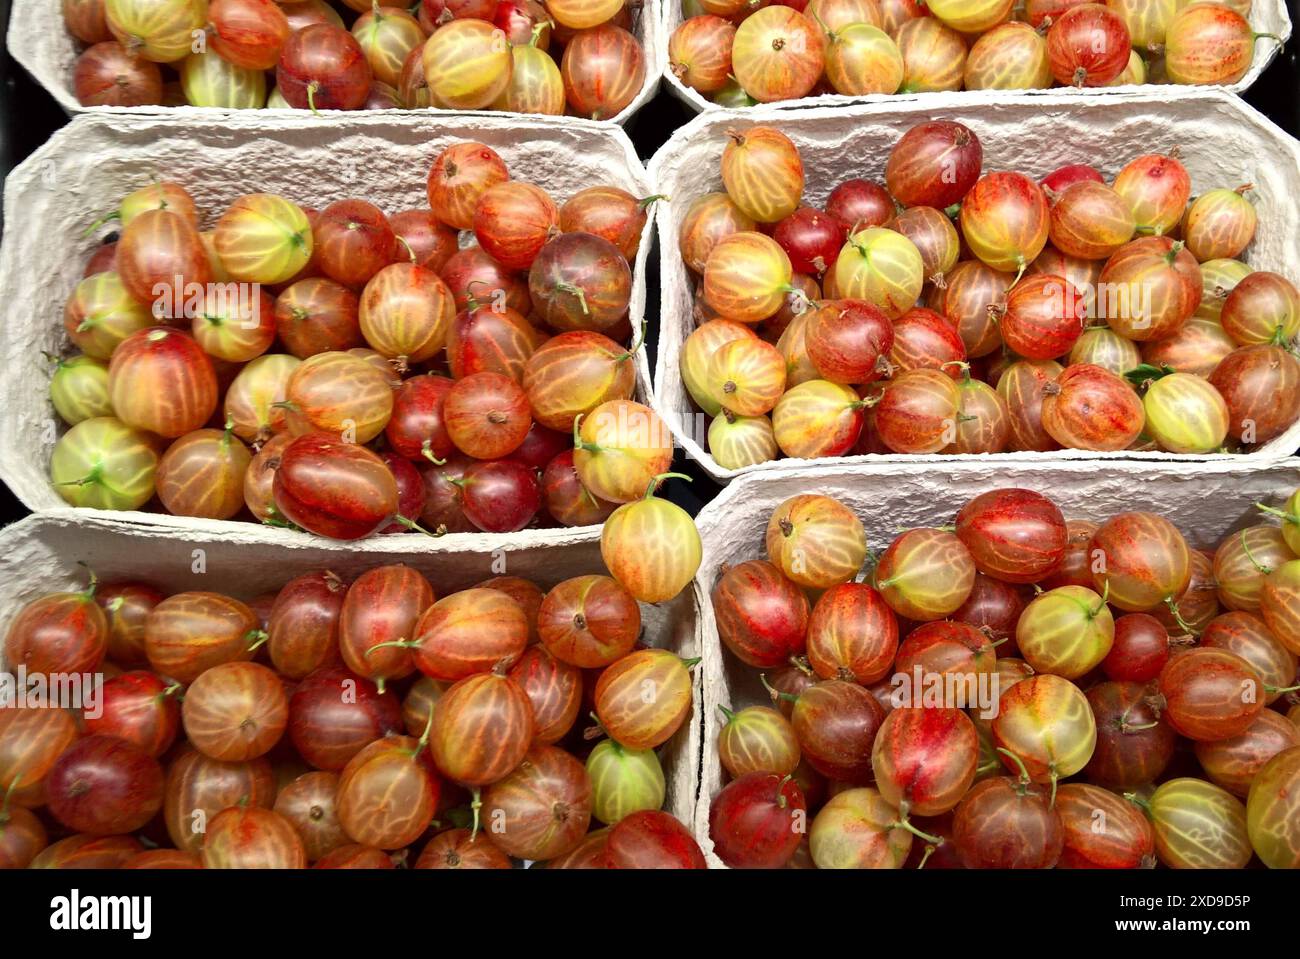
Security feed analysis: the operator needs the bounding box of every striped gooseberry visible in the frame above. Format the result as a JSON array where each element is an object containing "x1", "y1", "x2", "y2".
[
  {"x1": 823, "y1": 22, "x2": 904, "y2": 95},
  {"x1": 508, "y1": 646, "x2": 581, "y2": 745},
  {"x1": 1055, "y1": 783, "x2": 1153, "y2": 868},
  {"x1": 895, "y1": 16, "x2": 965, "y2": 92},
  {"x1": 528, "y1": 231, "x2": 632, "y2": 332},
  {"x1": 765, "y1": 493, "x2": 866, "y2": 589},
  {"x1": 283, "y1": 350, "x2": 394, "y2": 443},
  {"x1": 1045, "y1": 3, "x2": 1131, "y2": 87},
  {"x1": 712, "y1": 560, "x2": 810, "y2": 669},
  {"x1": 156, "y1": 423, "x2": 252, "y2": 520},
  {"x1": 600, "y1": 476, "x2": 702, "y2": 602},
  {"x1": 1140, "y1": 370, "x2": 1230, "y2": 454},
  {"x1": 1112, "y1": 153, "x2": 1192, "y2": 237},
  {"x1": 1246, "y1": 746, "x2": 1300, "y2": 868},
  {"x1": 50, "y1": 417, "x2": 158, "y2": 511},
  {"x1": 703, "y1": 231, "x2": 796, "y2": 324},
  {"x1": 181, "y1": 661, "x2": 287, "y2": 762},
  {"x1": 810, "y1": 786, "x2": 913, "y2": 868},
  {"x1": 731, "y1": 6, "x2": 825, "y2": 102},
  {"x1": 1091, "y1": 510, "x2": 1191, "y2": 613},
  {"x1": 875, "y1": 528, "x2": 976, "y2": 621},
  {"x1": 538, "y1": 575, "x2": 640, "y2": 669},
  {"x1": 1143, "y1": 778, "x2": 1251, "y2": 869},
  {"x1": 1084, "y1": 680, "x2": 1175, "y2": 789},
  {"x1": 1047, "y1": 181, "x2": 1136, "y2": 260},
  {"x1": 963, "y1": 21, "x2": 1052, "y2": 90},
  {"x1": 144, "y1": 591, "x2": 262, "y2": 685},
  {"x1": 1040, "y1": 363, "x2": 1145, "y2": 451},
  {"x1": 275, "y1": 23, "x2": 373, "y2": 110},
  {"x1": 560, "y1": 24, "x2": 646, "y2": 119},
  {"x1": 806, "y1": 582, "x2": 898, "y2": 683},
  {"x1": 669, "y1": 15, "x2": 737, "y2": 93},
  {"x1": 872, "y1": 707, "x2": 979, "y2": 816},
  {"x1": 873, "y1": 368, "x2": 962, "y2": 454},
  {"x1": 1157, "y1": 648, "x2": 1265, "y2": 741},
  {"x1": 722, "y1": 126, "x2": 805, "y2": 225},
  {"x1": 959, "y1": 172, "x2": 1050, "y2": 277},
  {"x1": 202, "y1": 807, "x2": 306, "y2": 868},
  {"x1": 585, "y1": 739, "x2": 665, "y2": 825},
  {"x1": 717, "y1": 705, "x2": 801, "y2": 779},
  {"x1": 1164, "y1": 2, "x2": 1259, "y2": 85},
  {"x1": 955, "y1": 488, "x2": 1067, "y2": 584},
  {"x1": 1016, "y1": 585, "x2": 1114, "y2": 679},
  {"x1": 423, "y1": 19, "x2": 511, "y2": 109},
  {"x1": 1184, "y1": 186, "x2": 1258, "y2": 262},
  {"x1": 771, "y1": 380, "x2": 866, "y2": 458},
  {"x1": 830, "y1": 227, "x2": 924, "y2": 318},
  {"x1": 595, "y1": 648, "x2": 695, "y2": 751},
  {"x1": 337, "y1": 565, "x2": 433, "y2": 690}
]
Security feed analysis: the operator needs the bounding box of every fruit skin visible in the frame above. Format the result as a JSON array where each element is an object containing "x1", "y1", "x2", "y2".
[
  {"x1": 45, "y1": 734, "x2": 164, "y2": 835},
  {"x1": 722, "y1": 126, "x2": 805, "y2": 225},
  {"x1": 1055, "y1": 783, "x2": 1153, "y2": 869},
  {"x1": 806, "y1": 582, "x2": 898, "y2": 684},
  {"x1": 872, "y1": 707, "x2": 979, "y2": 816},
  {"x1": 810, "y1": 787, "x2": 912, "y2": 869},
  {"x1": 712, "y1": 560, "x2": 810, "y2": 669},
  {"x1": 538, "y1": 575, "x2": 640, "y2": 669},
  {"x1": 709, "y1": 772, "x2": 806, "y2": 869},
  {"x1": 601, "y1": 495, "x2": 701, "y2": 603},
  {"x1": 1142, "y1": 372, "x2": 1230, "y2": 454},
  {"x1": 886, "y1": 120, "x2": 982, "y2": 211},
  {"x1": 955, "y1": 488, "x2": 1067, "y2": 585},
  {"x1": 1246, "y1": 745, "x2": 1300, "y2": 868},
  {"x1": 595, "y1": 649, "x2": 694, "y2": 751},
  {"x1": 731, "y1": 6, "x2": 825, "y2": 103},
  {"x1": 586, "y1": 739, "x2": 665, "y2": 825},
  {"x1": 952, "y1": 775, "x2": 1063, "y2": 869},
  {"x1": 1147, "y1": 778, "x2": 1251, "y2": 869},
  {"x1": 1158, "y1": 647, "x2": 1263, "y2": 742},
  {"x1": 1165, "y1": 2, "x2": 1255, "y2": 85},
  {"x1": 1090, "y1": 510, "x2": 1191, "y2": 613},
  {"x1": 602, "y1": 809, "x2": 706, "y2": 869},
  {"x1": 959, "y1": 172, "x2": 1050, "y2": 274},
  {"x1": 1041, "y1": 364, "x2": 1145, "y2": 452}
]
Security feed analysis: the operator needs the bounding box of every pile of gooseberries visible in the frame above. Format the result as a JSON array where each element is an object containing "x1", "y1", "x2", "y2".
[
  {"x1": 0, "y1": 562, "x2": 705, "y2": 869},
  {"x1": 679, "y1": 119, "x2": 1300, "y2": 469},
  {"x1": 65, "y1": 0, "x2": 648, "y2": 117},
  {"x1": 52, "y1": 141, "x2": 686, "y2": 566},
  {"x1": 669, "y1": 0, "x2": 1278, "y2": 107},
  {"x1": 706, "y1": 485, "x2": 1300, "y2": 869}
]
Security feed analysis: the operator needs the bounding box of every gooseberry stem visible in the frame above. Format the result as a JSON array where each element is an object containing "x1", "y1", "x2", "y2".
[
  {"x1": 245, "y1": 629, "x2": 269, "y2": 652},
  {"x1": 717, "y1": 705, "x2": 736, "y2": 723},
  {"x1": 759, "y1": 672, "x2": 799, "y2": 704},
  {"x1": 893, "y1": 802, "x2": 944, "y2": 845},
  {"x1": 364, "y1": 638, "x2": 420, "y2": 656},
  {"x1": 643, "y1": 471, "x2": 692, "y2": 499},
  {"x1": 996, "y1": 746, "x2": 1032, "y2": 786}
]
